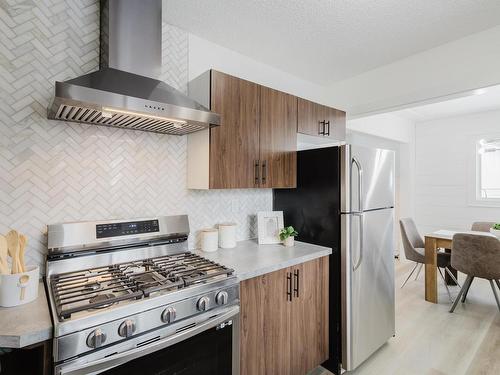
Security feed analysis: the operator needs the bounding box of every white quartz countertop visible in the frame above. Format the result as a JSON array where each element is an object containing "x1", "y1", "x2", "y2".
[
  {"x1": 195, "y1": 239, "x2": 332, "y2": 281},
  {"x1": 0, "y1": 282, "x2": 52, "y2": 348}
]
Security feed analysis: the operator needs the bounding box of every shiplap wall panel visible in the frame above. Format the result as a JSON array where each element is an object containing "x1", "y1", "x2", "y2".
[
  {"x1": 0, "y1": 1, "x2": 272, "y2": 270},
  {"x1": 415, "y1": 110, "x2": 500, "y2": 235}
]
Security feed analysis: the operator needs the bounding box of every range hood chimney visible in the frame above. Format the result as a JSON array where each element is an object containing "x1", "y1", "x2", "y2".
[{"x1": 47, "y1": 0, "x2": 220, "y2": 135}]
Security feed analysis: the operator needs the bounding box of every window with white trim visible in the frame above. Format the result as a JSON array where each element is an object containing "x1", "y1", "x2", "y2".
[{"x1": 476, "y1": 137, "x2": 500, "y2": 202}]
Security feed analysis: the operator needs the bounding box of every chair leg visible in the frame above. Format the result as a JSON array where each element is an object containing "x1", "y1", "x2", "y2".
[
  {"x1": 414, "y1": 263, "x2": 423, "y2": 281},
  {"x1": 490, "y1": 280, "x2": 500, "y2": 312},
  {"x1": 495, "y1": 279, "x2": 500, "y2": 291},
  {"x1": 438, "y1": 268, "x2": 452, "y2": 302},
  {"x1": 461, "y1": 276, "x2": 474, "y2": 303},
  {"x1": 450, "y1": 275, "x2": 473, "y2": 313},
  {"x1": 401, "y1": 263, "x2": 419, "y2": 289},
  {"x1": 444, "y1": 267, "x2": 461, "y2": 288}
]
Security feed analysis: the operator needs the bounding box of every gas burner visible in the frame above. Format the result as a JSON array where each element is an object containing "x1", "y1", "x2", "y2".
[
  {"x1": 89, "y1": 293, "x2": 117, "y2": 309},
  {"x1": 83, "y1": 281, "x2": 101, "y2": 292}
]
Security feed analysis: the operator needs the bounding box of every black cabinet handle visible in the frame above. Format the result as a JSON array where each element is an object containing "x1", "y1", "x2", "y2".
[
  {"x1": 293, "y1": 269, "x2": 299, "y2": 297},
  {"x1": 319, "y1": 120, "x2": 326, "y2": 135},
  {"x1": 325, "y1": 121, "x2": 330, "y2": 136},
  {"x1": 261, "y1": 160, "x2": 267, "y2": 185},
  {"x1": 286, "y1": 272, "x2": 292, "y2": 302},
  {"x1": 254, "y1": 160, "x2": 260, "y2": 185}
]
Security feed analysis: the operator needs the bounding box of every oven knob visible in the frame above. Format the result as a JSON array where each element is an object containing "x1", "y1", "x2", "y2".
[
  {"x1": 161, "y1": 307, "x2": 177, "y2": 324},
  {"x1": 197, "y1": 296, "x2": 210, "y2": 311},
  {"x1": 215, "y1": 291, "x2": 229, "y2": 306},
  {"x1": 118, "y1": 319, "x2": 136, "y2": 338},
  {"x1": 86, "y1": 328, "x2": 107, "y2": 349}
]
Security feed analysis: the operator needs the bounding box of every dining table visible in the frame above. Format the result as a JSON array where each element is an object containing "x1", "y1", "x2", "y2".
[{"x1": 424, "y1": 229, "x2": 497, "y2": 303}]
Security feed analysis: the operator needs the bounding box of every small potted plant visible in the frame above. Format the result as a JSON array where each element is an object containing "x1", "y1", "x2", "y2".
[
  {"x1": 279, "y1": 226, "x2": 298, "y2": 247},
  {"x1": 490, "y1": 223, "x2": 500, "y2": 238}
]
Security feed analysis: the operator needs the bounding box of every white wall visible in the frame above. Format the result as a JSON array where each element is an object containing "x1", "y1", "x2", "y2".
[
  {"x1": 329, "y1": 25, "x2": 500, "y2": 117},
  {"x1": 347, "y1": 113, "x2": 415, "y2": 143},
  {"x1": 415, "y1": 109, "x2": 500, "y2": 235},
  {"x1": 188, "y1": 34, "x2": 331, "y2": 106}
]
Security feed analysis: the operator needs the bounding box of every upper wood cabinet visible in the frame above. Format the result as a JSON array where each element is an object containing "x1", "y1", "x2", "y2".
[
  {"x1": 209, "y1": 71, "x2": 260, "y2": 189},
  {"x1": 187, "y1": 70, "x2": 297, "y2": 189},
  {"x1": 298, "y1": 98, "x2": 346, "y2": 141},
  {"x1": 240, "y1": 257, "x2": 329, "y2": 375},
  {"x1": 259, "y1": 86, "x2": 297, "y2": 189}
]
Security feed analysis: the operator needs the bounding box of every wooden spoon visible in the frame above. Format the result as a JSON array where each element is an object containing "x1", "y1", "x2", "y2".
[
  {"x1": 19, "y1": 274, "x2": 30, "y2": 300},
  {"x1": 18, "y1": 234, "x2": 27, "y2": 273},
  {"x1": 6, "y1": 230, "x2": 21, "y2": 274},
  {"x1": 0, "y1": 235, "x2": 10, "y2": 274}
]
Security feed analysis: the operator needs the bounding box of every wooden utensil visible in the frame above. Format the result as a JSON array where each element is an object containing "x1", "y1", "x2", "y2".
[
  {"x1": 6, "y1": 230, "x2": 21, "y2": 274},
  {"x1": 0, "y1": 235, "x2": 10, "y2": 274},
  {"x1": 18, "y1": 234, "x2": 27, "y2": 273}
]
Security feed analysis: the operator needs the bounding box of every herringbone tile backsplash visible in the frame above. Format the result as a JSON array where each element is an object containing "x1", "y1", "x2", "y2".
[{"x1": 0, "y1": 0, "x2": 272, "y2": 270}]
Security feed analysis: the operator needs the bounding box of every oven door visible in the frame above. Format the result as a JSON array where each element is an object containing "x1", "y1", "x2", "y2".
[{"x1": 56, "y1": 307, "x2": 239, "y2": 375}]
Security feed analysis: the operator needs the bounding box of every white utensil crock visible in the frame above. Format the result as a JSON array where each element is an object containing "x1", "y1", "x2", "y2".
[
  {"x1": 0, "y1": 265, "x2": 39, "y2": 307},
  {"x1": 218, "y1": 223, "x2": 237, "y2": 249}
]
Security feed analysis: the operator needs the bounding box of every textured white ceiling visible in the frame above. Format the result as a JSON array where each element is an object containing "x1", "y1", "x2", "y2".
[
  {"x1": 393, "y1": 85, "x2": 500, "y2": 122},
  {"x1": 164, "y1": 0, "x2": 500, "y2": 85}
]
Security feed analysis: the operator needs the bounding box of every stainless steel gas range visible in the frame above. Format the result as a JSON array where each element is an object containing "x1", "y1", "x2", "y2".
[{"x1": 46, "y1": 215, "x2": 239, "y2": 375}]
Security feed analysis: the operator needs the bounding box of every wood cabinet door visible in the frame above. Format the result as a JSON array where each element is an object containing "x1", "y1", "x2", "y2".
[
  {"x1": 259, "y1": 86, "x2": 297, "y2": 188},
  {"x1": 209, "y1": 71, "x2": 260, "y2": 189},
  {"x1": 325, "y1": 106, "x2": 346, "y2": 140},
  {"x1": 240, "y1": 268, "x2": 292, "y2": 375},
  {"x1": 297, "y1": 97, "x2": 326, "y2": 137},
  {"x1": 290, "y1": 257, "x2": 329, "y2": 375}
]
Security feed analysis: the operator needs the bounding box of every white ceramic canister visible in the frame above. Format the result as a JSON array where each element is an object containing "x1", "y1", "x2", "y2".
[
  {"x1": 201, "y1": 228, "x2": 219, "y2": 252},
  {"x1": 218, "y1": 223, "x2": 237, "y2": 249},
  {"x1": 0, "y1": 265, "x2": 39, "y2": 307}
]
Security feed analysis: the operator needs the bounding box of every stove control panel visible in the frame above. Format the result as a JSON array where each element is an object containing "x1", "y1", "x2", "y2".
[{"x1": 96, "y1": 219, "x2": 159, "y2": 238}]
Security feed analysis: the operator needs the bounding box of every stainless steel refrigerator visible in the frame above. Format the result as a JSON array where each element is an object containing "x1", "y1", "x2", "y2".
[{"x1": 273, "y1": 144, "x2": 395, "y2": 374}]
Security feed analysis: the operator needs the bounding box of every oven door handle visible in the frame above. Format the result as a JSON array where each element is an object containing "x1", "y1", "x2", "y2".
[{"x1": 57, "y1": 306, "x2": 240, "y2": 375}]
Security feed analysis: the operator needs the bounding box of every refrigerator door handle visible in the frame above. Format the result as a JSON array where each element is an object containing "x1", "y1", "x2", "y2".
[
  {"x1": 351, "y1": 156, "x2": 364, "y2": 271},
  {"x1": 351, "y1": 157, "x2": 364, "y2": 212},
  {"x1": 352, "y1": 212, "x2": 364, "y2": 271}
]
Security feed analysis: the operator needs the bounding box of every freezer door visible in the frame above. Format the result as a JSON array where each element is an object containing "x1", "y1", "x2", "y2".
[
  {"x1": 341, "y1": 145, "x2": 395, "y2": 212},
  {"x1": 341, "y1": 208, "x2": 395, "y2": 371}
]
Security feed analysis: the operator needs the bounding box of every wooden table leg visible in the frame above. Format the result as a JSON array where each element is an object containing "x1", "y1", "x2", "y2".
[{"x1": 425, "y1": 237, "x2": 438, "y2": 303}]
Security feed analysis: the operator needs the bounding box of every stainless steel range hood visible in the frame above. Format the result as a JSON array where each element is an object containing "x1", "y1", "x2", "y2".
[{"x1": 47, "y1": 0, "x2": 220, "y2": 135}]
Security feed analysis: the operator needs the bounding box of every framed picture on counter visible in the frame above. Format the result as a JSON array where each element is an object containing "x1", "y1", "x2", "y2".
[{"x1": 257, "y1": 211, "x2": 284, "y2": 244}]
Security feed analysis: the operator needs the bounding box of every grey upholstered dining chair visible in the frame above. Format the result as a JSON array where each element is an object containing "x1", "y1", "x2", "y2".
[
  {"x1": 459, "y1": 221, "x2": 497, "y2": 303},
  {"x1": 471, "y1": 222, "x2": 495, "y2": 232},
  {"x1": 449, "y1": 233, "x2": 500, "y2": 312},
  {"x1": 399, "y1": 218, "x2": 460, "y2": 299}
]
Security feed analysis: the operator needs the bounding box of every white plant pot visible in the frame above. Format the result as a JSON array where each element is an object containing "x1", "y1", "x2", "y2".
[
  {"x1": 283, "y1": 236, "x2": 295, "y2": 247},
  {"x1": 490, "y1": 228, "x2": 500, "y2": 238}
]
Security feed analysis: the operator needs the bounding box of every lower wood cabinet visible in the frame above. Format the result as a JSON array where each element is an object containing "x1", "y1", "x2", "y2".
[{"x1": 240, "y1": 257, "x2": 329, "y2": 375}]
